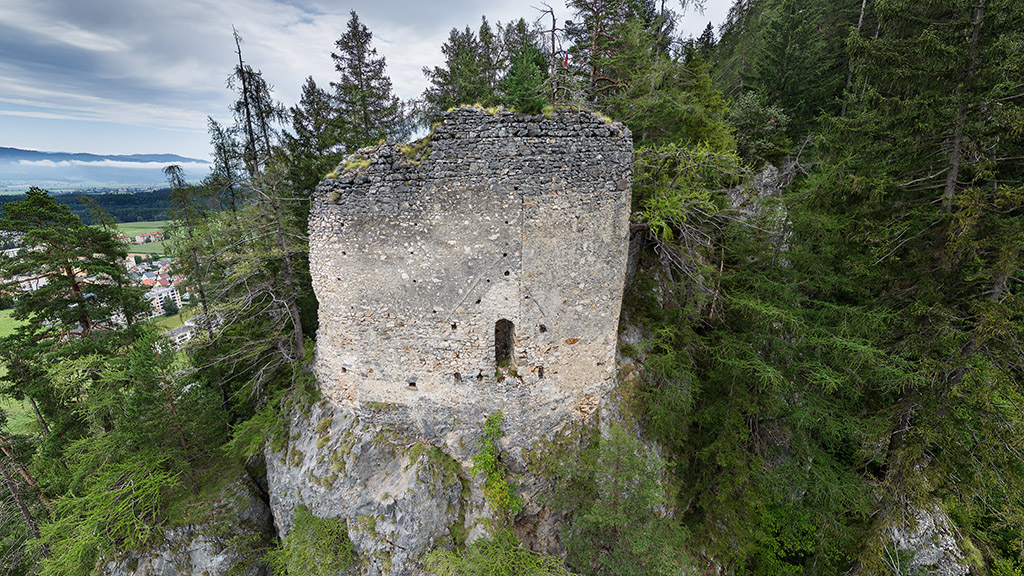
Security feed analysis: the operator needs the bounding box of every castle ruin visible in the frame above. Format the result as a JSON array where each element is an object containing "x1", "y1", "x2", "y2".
[{"x1": 308, "y1": 107, "x2": 633, "y2": 434}]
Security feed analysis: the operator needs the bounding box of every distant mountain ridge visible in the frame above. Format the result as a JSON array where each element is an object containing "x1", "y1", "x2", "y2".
[
  {"x1": 0, "y1": 146, "x2": 208, "y2": 164},
  {"x1": 0, "y1": 147, "x2": 209, "y2": 192}
]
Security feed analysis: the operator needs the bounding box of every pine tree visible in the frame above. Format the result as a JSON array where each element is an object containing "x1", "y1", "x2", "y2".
[
  {"x1": 695, "y1": 21, "x2": 716, "y2": 56},
  {"x1": 164, "y1": 165, "x2": 231, "y2": 413},
  {"x1": 283, "y1": 76, "x2": 344, "y2": 197},
  {"x1": 712, "y1": 0, "x2": 767, "y2": 96},
  {"x1": 498, "y1": 20, "x2": 547, "y2": 114},
  {"x1": 748, "y1": 0, "x2": 854, "y2": 130},
  {"x1": 564, "y1": 0, "x2": 676, "y2": 103},
  {"x1": 166, "y1": 165, "x2": 312, "y2": 413},
  {"x1": 713, "y1": 0, "x2": 856, "y2": 127},
  {"x1": 0, "y1": 190, "x2": 214, "y2": 576},
  {"x1": 477, "y1": 17, "x2": 502, "y2": 99},
  {"x1": 598, "y1": 20, "x2": 732, "y2": 147},
  {"x1": 750, "y1": 0, "x2": 832, "y2": 127},
  {"x1": 560, "y1": 427, "x2": 691, "y2": 576},
  {"x1": 0, "y1": 189, "x2": 147, "y2": 341},
  {"x1": 802, "y1": 0, "x2": 1024, "y2": 567},
  {"x1": 421, "y1": 20, "x2": 501, "y2": 122},
  {"x1": 205, "y1": 117, "x2": 243, "y2": 212},
  {"x1": 331, "y1": 11, "x2": 405, "y2": 151},
  {"x1": 228, "y1": 28, "x2": 284, "y2": 180}
]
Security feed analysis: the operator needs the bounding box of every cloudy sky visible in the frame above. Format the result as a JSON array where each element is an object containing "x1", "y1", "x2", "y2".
[{"x1": 0, "y1": 0, "x2": 730, "y2": 160}]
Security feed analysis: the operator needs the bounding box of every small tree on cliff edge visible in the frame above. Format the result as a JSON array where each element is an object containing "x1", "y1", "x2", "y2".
[
  {"x1": 228, "y1": 27, "x2": 285, "y2": 181},
  {"x1": 331, "y1": 10, "x2": 408, "y2": 152},
  {"x1": 284, "y1": 76, "x2": 344, "y2": 197}
]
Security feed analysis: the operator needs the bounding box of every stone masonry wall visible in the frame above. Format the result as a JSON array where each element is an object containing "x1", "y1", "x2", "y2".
[{"x1": 308, "y1": 107, "x2": 632, "y2": 441}]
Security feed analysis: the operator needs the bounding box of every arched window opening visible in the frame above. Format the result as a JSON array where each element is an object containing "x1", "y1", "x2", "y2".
[{"x1": 495, "y1": 319, "x2": 514, "y2": 367}]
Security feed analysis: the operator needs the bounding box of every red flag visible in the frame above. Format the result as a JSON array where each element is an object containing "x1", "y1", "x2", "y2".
[{"x1": 564, "y1": 54, "x2": 569, "y2": 68}]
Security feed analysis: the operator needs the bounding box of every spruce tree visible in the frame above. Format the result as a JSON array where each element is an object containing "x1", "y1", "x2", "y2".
[
  {"x1": 749, "y1": 0, "x2": 839, "y2": 128},
  {"x1": 564, "y1": 0, "x2": 676, "y2": 103},
  {"x1": 283, "y1": 76, "x2": 344, "y2": 196},
  {"x1": 803, "y1": 0, "x2": 1024, "y2": 567},
  {"x1": 498, "y1": 20, "x2": 547, "y2": 114},
  {"x1": 598, "y1": 20, "x2": 732, "y2": 147},
  {"x1": 695, "y1": 21, "x2": 715, "y2": 56},
  {"x1": 166, "y1": 166, "x2": 312, "y2": 413},
  {"x1": 228, "y1": 28, "x2": 284, "y2": 180},
  {"x1": 331, "y1": 11, "x2": 405, "y2": 151},
  {"x1": 421, "y1": 21, "x2": 499, "y2": 122},
  {"x1": 205, "y1": 117, "x2": 243, "y2": 212}
]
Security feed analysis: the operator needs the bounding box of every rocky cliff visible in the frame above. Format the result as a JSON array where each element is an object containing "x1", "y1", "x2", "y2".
[{"x1": 100, "y1": 477, "x2": 274, "y2": 576}]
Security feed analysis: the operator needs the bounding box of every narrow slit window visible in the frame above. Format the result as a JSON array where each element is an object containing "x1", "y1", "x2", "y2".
[{"x1": 495, "y1": 319, "x2": 514, "y2": 367}]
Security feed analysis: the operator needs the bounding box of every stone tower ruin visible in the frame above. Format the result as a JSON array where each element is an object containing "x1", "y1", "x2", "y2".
[{"x1": 308, "y1": 107, "x2": 633, "y2": 433}]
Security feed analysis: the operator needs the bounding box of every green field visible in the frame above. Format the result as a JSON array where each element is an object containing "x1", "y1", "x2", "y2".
[
  {"x1": 119, "y1": 220, "x2": 171, "y2": 256},
  {"x1": 155, "y1": 313, "x2": 184, "y2": 331},
  {"x1": 0, "y1": 395, "x2": 36, "y2": 436},
  {"x1": 117, "y1": 220, "x2": 172, "y2": 236},
  {"x1": 0, "y1": 348, "x2": 35, "y2": 436},
  {"x1": 128, "y1": 240, "x2": 167, "y2": 255},
  {"x1": 0, "y1": 311, "x2": 34, "y2": 434},
  {"x1": 0, "y1": 309, "x2": 23, "y2": 338}
]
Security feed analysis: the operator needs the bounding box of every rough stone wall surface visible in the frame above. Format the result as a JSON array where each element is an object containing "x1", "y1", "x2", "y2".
[{"x1": 308, "y1": 107, "x2": 633, "y2": 444}]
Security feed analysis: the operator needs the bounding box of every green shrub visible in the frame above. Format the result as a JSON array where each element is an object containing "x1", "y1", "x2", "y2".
[
  {"x1": 37, "y1": 452, "x2": 182, "y2": 576},
  {"x1": 223, "y1": 388, "x2": 290, "y2": 458},
  {"x1": 266, "y1": 505, "x2": 355, "y2": 576},
  {"x1": 727, "y1": 91, "x2": 791, "y2": 167},
  {"x1": 470, "y1": 413, "x2": 522, "y2": 520},
  {"x1": 424, "y1": 529, "x2": 571, "y2": 576}
]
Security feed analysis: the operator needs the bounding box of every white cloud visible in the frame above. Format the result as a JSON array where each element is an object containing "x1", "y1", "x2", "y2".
[
  {"x1": 0, "y1": 3, "x2": 130, "y2": 52},
  {"x1": 0, "y1": 68, "x2": 214, "y2": 131},
  {"x1": 0, "y1": 109, "x2": 95, "y2": 122},
  {"x1": 17, "y1": 160, "x2": 209, "y2": 170}
]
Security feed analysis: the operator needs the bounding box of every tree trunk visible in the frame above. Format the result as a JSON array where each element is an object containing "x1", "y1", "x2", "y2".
[
  {"x1": 66, "y1": 265, "x2": 91, "y2": 336},
  {"x1": 27, "y1": 397, "x2": 49, "y2": 436},
  {"x1": 269, "y1": 193, "x2": 305, "y2": 359},
  {"x1": 0, "y1": 439, "x2": 51, "y2": 512},
  {"x1": 0, "y1": 455, "x2": 43, "y2": 545},
  {"x1": 549, "y1": 9, "x2": 558, "y2": 107},
  {"x1": 176, "y1": 197, "x2": 230, "y2": 413},
  {"x1": 234, "y1": 28, "x2": 259, "y2": 179},
  {"x1": 941, "y1": 0, "x2": 986, "y2": 211},
  {"x1": 840, "y1": 0, "x2": 869, "y2": 117}
]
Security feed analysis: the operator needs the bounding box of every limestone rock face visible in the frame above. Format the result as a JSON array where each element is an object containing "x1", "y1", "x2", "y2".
[
  {"x1": 886, "y1": 506, "x2": 971, "y2": 576},
  {"x1": 265, "y1": 400, "x2": 466, "y2": 576},
  {"x1": 100, "y1": 477, "x2": 272, "y2": 576}
]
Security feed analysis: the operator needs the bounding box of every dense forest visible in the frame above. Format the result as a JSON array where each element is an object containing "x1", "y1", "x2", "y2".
[
  {"x1": 0, "y1": 190, "x2": 172, "y2": 226},
  {"x1": 1, "y1": 0, "x2": 1023, "y2": 575}
]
